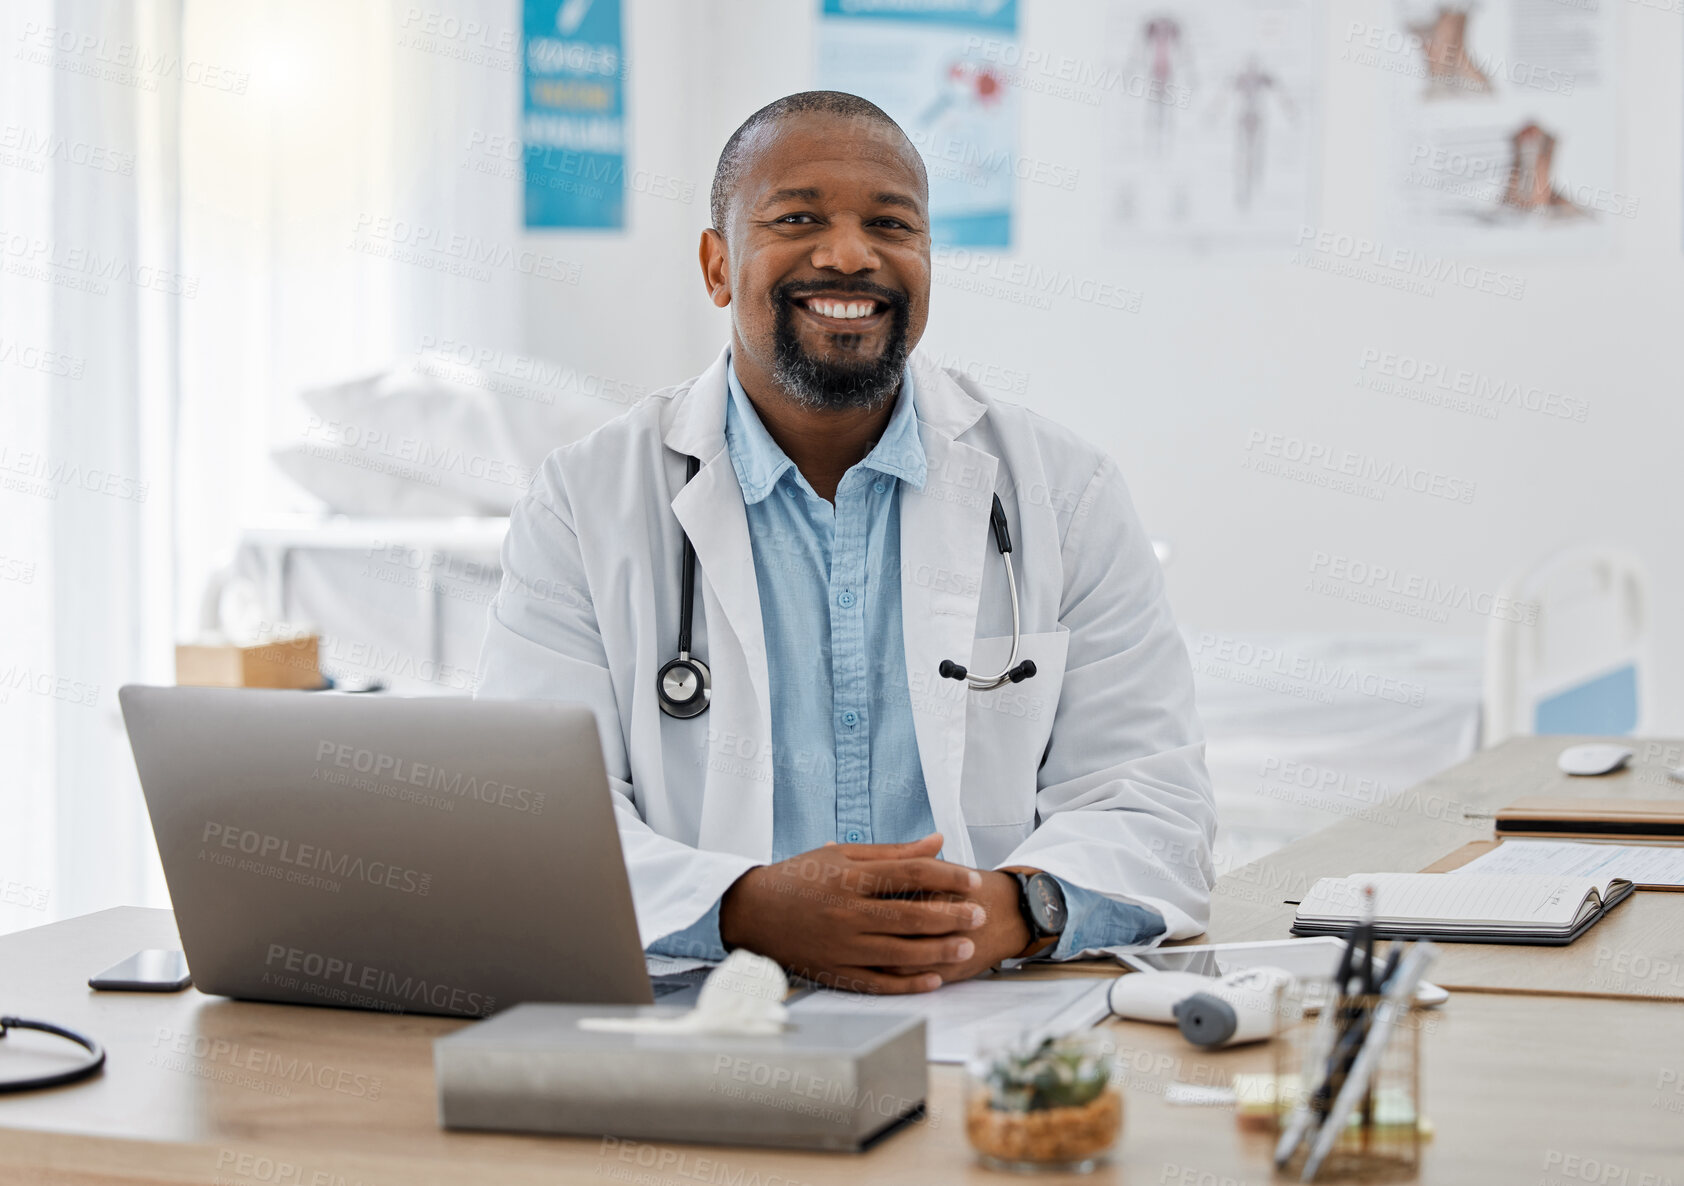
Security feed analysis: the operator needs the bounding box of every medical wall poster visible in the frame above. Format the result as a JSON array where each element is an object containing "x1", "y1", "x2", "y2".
[
  {"x1": 1101, "y1": 1, "x2": 1322, "y2": 250},
  {"x1": 816, "y1": 0, "x2": 1019, "y2": 247},
  {"x1": 1375, "y1": 1, "x2": 1621, "y2": 253},
  {"x1": 522, "y1": 0, "x2": 625, "y2": 229}
]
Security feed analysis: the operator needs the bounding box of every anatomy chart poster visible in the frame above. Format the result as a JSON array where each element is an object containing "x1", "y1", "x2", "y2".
[
  {"x1": 817, "y1": 0, "x2": 1019, "y2": 247},
  {"x1": 1378, "y1": 1, "x2": 1621, "y2": 253},
  {"x1": 1101, "y1": 1, "x2": 1322, "y2": 250}
]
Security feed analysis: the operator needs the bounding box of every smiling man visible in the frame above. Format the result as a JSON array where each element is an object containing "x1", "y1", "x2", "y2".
[{"x1": 476, "y1": 92, "x2": 1215, "y2": 993}]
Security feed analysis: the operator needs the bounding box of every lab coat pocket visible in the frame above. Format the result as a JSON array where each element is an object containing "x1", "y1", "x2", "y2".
[{"x1": 957, "y1": 628, "x2": 1068, "y2": 826}]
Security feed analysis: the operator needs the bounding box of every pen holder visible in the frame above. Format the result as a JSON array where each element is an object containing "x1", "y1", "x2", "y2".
[{"x1": 1272, "y1": 990, "x2": 1422, "y2": 1183}]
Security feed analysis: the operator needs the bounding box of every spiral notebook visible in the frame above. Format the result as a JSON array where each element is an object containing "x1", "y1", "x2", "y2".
[{"x1": 1291, "y1": 872, "x2": 1634, "y2": 946}]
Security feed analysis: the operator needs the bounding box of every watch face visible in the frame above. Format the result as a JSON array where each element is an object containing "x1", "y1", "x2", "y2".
[{"x1": 1027, "y1": 873, "x2": 1067, "y2": 934}]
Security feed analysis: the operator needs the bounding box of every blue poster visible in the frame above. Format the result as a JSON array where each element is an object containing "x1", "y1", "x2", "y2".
[
  {"x1": 522, "y1": 0, "x2": 625, "y2": 229},
  {"x1": 817, "y1": 0, "x2": 1019, "y2": 247}
]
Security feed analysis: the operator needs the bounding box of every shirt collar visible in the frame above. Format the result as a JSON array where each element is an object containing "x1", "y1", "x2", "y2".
[{"x1": 724, "y1": 358, "x2": 927, "y2": 505}]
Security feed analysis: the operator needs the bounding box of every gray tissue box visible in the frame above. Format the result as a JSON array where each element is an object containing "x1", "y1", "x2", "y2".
[{"x1": 434, "y1": 1003, "x2": 927, "y2": 1152}]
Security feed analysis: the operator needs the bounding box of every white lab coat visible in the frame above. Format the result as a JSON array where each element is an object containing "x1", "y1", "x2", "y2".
[{"x1": 475, "y1": 346, "x2": 1216, "y2": 950}]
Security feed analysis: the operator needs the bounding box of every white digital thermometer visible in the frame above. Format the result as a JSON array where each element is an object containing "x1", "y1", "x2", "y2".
[{"x1": 1108, "y1": 966, "x2": 1291, "y2": 1049}]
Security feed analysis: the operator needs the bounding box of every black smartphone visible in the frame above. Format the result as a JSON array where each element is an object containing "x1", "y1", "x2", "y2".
[{"x1": 88, "y1": 948, "x2": 192, "y2": 992}]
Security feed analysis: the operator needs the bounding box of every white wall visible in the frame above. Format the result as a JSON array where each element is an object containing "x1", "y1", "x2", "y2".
[{"x1": 519, "y1": 0, "x2": 1684, "y2": 729}]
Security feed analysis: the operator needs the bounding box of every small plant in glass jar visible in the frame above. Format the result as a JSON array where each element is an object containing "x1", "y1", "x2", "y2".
[{"x1": 964, "y1": 1031, "x2": 1121, "y2": 1173}]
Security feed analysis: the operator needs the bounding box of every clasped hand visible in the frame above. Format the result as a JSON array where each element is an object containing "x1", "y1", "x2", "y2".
[{"x1": 718, "y1": 833, "x2": 1031, "y2": 994}]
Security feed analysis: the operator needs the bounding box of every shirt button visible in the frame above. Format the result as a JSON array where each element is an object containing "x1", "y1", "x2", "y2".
[
  {"x1": 841, "y1": 710, "x2": 858, "y2": 727},
  {"x1": 837, "y1": 590, "x2": 855, "y2": 608},
  {"x1": 874, "y1": 480, "x2": 886, "y2": 493},
  {"x1": 846, "y1": 830, "x2": 862, "y2": 843}
]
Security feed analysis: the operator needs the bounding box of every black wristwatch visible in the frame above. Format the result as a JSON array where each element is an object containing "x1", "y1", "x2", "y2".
[{"x1": 1003, "y1": 867, "x2": 1067, "y2": 959}]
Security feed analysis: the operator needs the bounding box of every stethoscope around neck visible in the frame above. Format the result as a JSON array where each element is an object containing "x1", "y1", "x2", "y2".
[
  {"x1": 656, "y1": 456, "x2": 714, "y2": 719},
  {"x1": 656, "y1": 455, "x2": 1036, "y2": 720}
]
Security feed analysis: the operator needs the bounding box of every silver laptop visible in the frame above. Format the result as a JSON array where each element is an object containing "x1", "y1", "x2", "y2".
[{"x1": 119, "y1": 685, "x2": 663, "y2": 1018}]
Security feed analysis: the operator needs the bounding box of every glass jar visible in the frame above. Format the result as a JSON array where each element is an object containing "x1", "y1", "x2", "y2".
[
  {"x1": 964, "y1": 1030, "x2": 1122, "y2": 1173},
  {"x1": 1271, "y1": 986, "x2": 1423, "y2": 1183}
]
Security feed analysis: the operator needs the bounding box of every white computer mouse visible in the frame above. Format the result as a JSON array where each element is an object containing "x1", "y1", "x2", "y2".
[{"x1": 1556, "y1": 744, "x2": 1634, "y2": 776}]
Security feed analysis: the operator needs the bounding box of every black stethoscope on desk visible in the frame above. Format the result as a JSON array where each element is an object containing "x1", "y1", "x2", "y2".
[
  {"x1": 0, "y1": 1015, "x2": 106, "y2": 1093},
  {"x1": 656, "y1": 457, "x2": 1037, "y2": 719}
]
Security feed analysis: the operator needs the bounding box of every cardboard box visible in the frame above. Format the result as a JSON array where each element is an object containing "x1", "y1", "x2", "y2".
[{"x1": 175, "y1": 634, "x2": 321, "y2": 689}]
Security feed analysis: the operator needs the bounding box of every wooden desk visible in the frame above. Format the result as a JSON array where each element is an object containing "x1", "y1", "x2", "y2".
[
  {"x1": 1209, "y1": 736, "x2": 1684, "y2": 1000},
  {"x1": 3, "y1": 737, "x2": 1682, "y2": 1184},
  {"x1": 2, "y1": 908, "x2": 1681, "y2": 1185}
]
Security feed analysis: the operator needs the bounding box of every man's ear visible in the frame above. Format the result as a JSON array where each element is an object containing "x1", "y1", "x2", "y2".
[{"x1": 698, "y1": 228, "x2": 731, "y2": 309}]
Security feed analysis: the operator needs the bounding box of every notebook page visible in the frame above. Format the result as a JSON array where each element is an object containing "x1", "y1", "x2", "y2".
[
  {"x1": 1452, "y1": 840, "x2": 1684, "y2": 890},
  {"x1": 1299, "y1": 874, "x2": 1598, "y2": 928}
]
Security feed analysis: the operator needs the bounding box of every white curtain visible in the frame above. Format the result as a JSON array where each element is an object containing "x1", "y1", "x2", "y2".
[
  {"x1": 0, "y1": 0, "x2": 181, "y2": 931},
  {"x1": 0, "y1": 0, "x2": 520, "y2": 933},
  {"x1": 176, "y1": 0, "x2": 523, "y2": 612}
]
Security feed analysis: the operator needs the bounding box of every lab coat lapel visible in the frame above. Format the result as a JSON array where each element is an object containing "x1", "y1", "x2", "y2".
[
  {"x1": 901, "y1": 360, "x2": 995, "y2": 868},
  {"x1": 664, "y1": 351, "x2": 775, "y2": 858}
]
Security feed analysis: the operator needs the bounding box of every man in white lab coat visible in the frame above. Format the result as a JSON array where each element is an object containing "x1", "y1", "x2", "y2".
[{"x1": 476, "y1": 92, "x2": 1215, "y2": 994}]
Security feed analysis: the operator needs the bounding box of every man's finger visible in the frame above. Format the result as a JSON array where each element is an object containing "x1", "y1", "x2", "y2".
[
  {"x1": 855, "y1": 856, "x2": 981, "y2": 898},
  {"x1": 880, "y1": 961, "x2": 995, "y2": 986},
  {"x1": 833, "y1": 833, "x2": 943, "y2": 862},
  {"x1": 850, "y1": 934, "x2": 977, "y2": 967},
  {"x1": 854, "y1": 897, "x2": 985, "y2": 935},
  {"x1": 821, "y1": 967, "x2": 943, "y2": 995}
]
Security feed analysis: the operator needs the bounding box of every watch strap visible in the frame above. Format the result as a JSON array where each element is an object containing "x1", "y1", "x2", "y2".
[{"x1": 1017, "y1": 931, "x2": 1059, "y2": 959}]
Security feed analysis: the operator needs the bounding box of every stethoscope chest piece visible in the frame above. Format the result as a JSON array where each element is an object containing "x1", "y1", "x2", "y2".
[
  {"x1": 658, "y1": 455, "x2": 713, "y2": 720},
  {"x1": 657, "y1": 654, "x2": 711, "y2": 719}
]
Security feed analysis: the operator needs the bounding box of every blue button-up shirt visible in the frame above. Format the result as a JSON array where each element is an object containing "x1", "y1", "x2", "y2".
[{"x1": 649, "y1": 361, "x2": 1164, "y2": 961}]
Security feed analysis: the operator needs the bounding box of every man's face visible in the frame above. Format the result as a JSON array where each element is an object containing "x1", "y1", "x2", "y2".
[{"x1": 707, "y1": 113, "x2": 930, "y2": 411}]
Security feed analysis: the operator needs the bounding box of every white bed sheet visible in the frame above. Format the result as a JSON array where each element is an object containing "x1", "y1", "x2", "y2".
[{"x1": 1185, "y1": 629, "x2": 1483, "y2": 871}]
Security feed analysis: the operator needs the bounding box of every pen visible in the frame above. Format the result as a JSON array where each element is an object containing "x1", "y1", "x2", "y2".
[
  {"x1": 1310, "y1": 997, "x2": 1371, "y2": 1123},
  {"x1": 1330, "y1": 930, "x2": 1356, "y2": 996},
  {"x1": 1375, "y1": 941, "x2": 1402, "y2": 993},
  {"x1": 1362, "y1": 937, "x2": 1403, "y2": 1141},
  {"x1": 1357, "y1": 884, "x2": 1376, "y2": 997},
  {"x1": 1273, "y1": 987, "x2": 1340, "y2": 1167}
]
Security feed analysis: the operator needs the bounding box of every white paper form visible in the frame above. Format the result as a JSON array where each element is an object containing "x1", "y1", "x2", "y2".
[
  {"x1": 1452, "y1": 840, "x2": 1684, "y2": 889},
  {"x1": 789, "y1": 975, "x2": 1114, "y2": 1064}
]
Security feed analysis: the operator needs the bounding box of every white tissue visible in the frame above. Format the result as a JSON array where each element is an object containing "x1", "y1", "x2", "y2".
[{"x1": 578, "y1": 949, "x2": 789, "y2": 1036}]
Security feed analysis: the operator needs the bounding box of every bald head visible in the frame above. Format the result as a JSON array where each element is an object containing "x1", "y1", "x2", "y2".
[{"x1": 709, "y1": 91, "x2": 927, "y2": 234}]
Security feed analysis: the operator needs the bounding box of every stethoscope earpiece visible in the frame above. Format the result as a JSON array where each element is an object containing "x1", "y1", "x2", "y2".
[{"x1": 938, "y1": 494, "x2": 1037, "y2": 692}]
